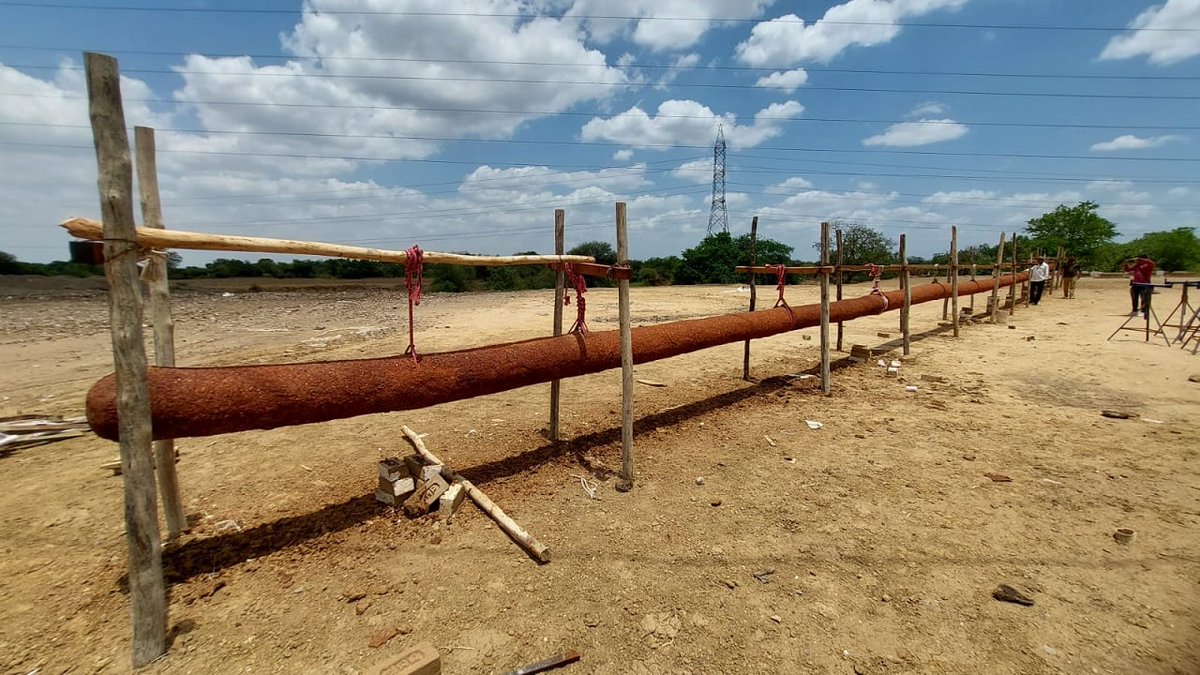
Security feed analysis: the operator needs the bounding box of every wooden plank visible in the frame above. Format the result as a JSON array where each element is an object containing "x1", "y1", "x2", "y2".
[
  {"x1": 549, "y1": 209, "x2": 564, "y2": 442},
  {"x1": 742, "y1": 216, "x2": 757, "y2": 381},
  {"x1": 85, "y1": 52, "x2": 166, "y2": 669},
  {"x1": 819, "y1": 222, "x2": 831, "y2": 395},
  {"x1": 554, "y1": 261, "x2": 633, "y2": 280},
  {"x1": 734, "y1": 263, "x2": 974, "y2": 275},
  {"x1": 134, "y1": 126, "x2": 187, "y2": 541},
  {"x1": 60, "y1": 217, "x2": 595, "y2": 268},
  {"x1": 900, "y1": 234, "x2": 911, "y2": 356},
  {"x1": 401, "y1": 427, "x2": 549, "y2": 563},
  {"x1": 950, "y1": 226, "x2": 960, "y2": 338},
  {"x1": 616, "y1": 202, "x2": 635, "y2": 491}
]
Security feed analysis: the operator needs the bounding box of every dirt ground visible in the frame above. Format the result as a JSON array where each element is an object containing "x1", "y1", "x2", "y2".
[{"x1": 0, "y1": 274, "x2": 1198, "y2": 674}]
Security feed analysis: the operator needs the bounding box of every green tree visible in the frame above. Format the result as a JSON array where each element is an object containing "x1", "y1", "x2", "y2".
[
  {"x1": 1024, "y1": 201, "x2": 1118, "y2": 267},
  {"x1": 0, "y1": 251, "x2": 19, "y2": 275},
  {"x1": 635, "y1": 256, "x2": 681, "y2": 286},
  {"x1": 567, "y1": 241, "x2": 617, "y2": 265},
  {"x1": 734, "y1": 234, "x2": 792, "y2": 266},
  {"x1": 1121, "y1": 227, "x2": 1200, "y2": 272},
  {"x1": 676, "y1": 232, "x2": 740, "y2": 284},
  {"x1": 817, "y1": 223, "x2": 896, "y2": 265}
]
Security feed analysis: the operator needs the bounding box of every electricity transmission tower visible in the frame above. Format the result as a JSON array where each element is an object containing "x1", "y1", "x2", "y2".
[{"x1": 706, "y1": 125, "x2": 728, "y2": 235}]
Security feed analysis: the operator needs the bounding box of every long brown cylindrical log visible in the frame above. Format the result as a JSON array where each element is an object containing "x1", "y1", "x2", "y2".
[{"x1": 86, "y1": 273, "x2": 1027, "y2": 441}]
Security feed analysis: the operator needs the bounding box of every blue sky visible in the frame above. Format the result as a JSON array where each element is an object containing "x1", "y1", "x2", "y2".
[{"x1": 1, "y1": 0, "x2": 1197, "y2": 264}]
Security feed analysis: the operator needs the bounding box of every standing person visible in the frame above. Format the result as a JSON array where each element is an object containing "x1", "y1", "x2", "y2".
[
  {"x1": 1061, "y1": 255, "x2": 1081, "y2": 299},
  {"x1": 1123, "y1": 253, "x2": 1157, "y2": 318},
  {"x1": 1029, "y1": 257, "x2": 1050, "y2": 305}
]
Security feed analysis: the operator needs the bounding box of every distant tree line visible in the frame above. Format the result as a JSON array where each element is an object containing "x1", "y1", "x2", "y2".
[{"x1": 4, "y1": 204, "x2": 1196, "y2": 290}]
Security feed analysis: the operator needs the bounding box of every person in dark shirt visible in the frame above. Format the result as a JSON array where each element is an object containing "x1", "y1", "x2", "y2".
[
  {"x1": 1061, "y1": 256, "x2": 1081, "y2": 299},
  {"x1": 1123, "y1": 253, "x2": 1157, "y2": 318}
]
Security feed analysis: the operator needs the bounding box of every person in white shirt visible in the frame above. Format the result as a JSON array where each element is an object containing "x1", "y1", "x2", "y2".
[{"x1": 1029, "y1": 257, "x2": 1050, "y2": 305}]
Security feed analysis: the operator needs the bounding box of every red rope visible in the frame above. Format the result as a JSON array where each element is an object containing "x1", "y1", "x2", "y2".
[
  {"x1": 771, "y1": 264, "x2": 796, "y2": 327},
  {"x1": 404, "y1": 245, "x2": 424, "y2": 363},
  {"x1": 867, "y1": 262, "x2": 890, "y2": 312},
  {"x1": 564, "y1": 263, "x2": 589, "y2": 335}
]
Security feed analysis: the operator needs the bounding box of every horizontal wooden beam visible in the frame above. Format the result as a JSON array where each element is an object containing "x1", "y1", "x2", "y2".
[
  {"x1": 735, "y1": 263, "x2": 1012, "y2": 275},
  {"x1": 556, "y1": 261, "x2": 633, "y2": 280},
  {"x1": 60, "y1": 217, "x2": 596, "y2": 268}
]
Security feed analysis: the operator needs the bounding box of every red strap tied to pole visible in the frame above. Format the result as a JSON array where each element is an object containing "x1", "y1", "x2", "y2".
[
  {"x1": 564, "y1": 263, "x2": 589, "y2": 335},
  {"x1": 771, "y1": 264, "x2": 796, "y2": 327},
  {"x1": 404, "y1": 245, "x2": 424, "y2": 363},
  {"x1": 867, "y1": 262, "x2": 890, "y2": 312}
]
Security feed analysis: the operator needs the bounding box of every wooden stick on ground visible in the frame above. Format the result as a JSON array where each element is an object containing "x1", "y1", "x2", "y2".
[
  {"x1": 742, "y1": 216, "x2": 758, "y2": 381},
  {"x1": 85, "y1": 52, "x2": 167, "y2": 669},
  {"x1": 549, "y1": 209, "x2": 565, "y2": 442},
  {"x1": 401, "y1": 426, "x2": 551, "y2": 563},
  {"x1": 615, "y1": 202, "x2": 635, "y2": 491},
  {"x1": 135, "y1": 126, "x2": 187, "y2": 541},
  {"x1": 60, "y1": 217, "x2": 596, "y2": 268}
]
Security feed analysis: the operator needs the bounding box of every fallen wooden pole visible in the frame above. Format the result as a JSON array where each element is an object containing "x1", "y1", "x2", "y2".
[
  {"x1": 85, "y1": 52, "x2": 167, "y2": 669},
  {"x1": 86, "y1": 273, "x2": 1029, "y2": 441},
  {"x1": 135, "y1": 126, "x2": 187, "y2": 541},
  {"x1": 401, "y1": 426, "x2": 550, "y2": 563},
  {"x1": 60, "y1": 217, "x2": 595, "y2": 268}
]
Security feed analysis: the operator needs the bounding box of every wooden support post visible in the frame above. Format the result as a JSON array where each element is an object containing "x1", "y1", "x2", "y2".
[
  {"x1": 742, "y1": 216, "x2": 758, "y2": 381},
  {"x1": 615, "y1": 203, "x2": 635, "y2": 492},
  {"x1": 835, "y1": 228, "x2": 844, "y2": 352},
  {"x1": 950, "y1": 226, "x2": 960, "y2": 338},
  {"x1": 549, "y1": 209, "x2": 565, "y2": 441},
  {"x1": 969, "y1": 250, "x2": 977, "y2": 313},
  {"x1": 989, "y1": 232, "x2": 1005, "y2": 323},
  {"x1": 900, "y1": 234, "x2": 911, "y2": 355},
  {"x1": 1011, "y1": 233, "x2": 1021, "y2": 312},
  {"x1": 819, "y1": 222, "x2": 831, "y2": 395},
  {"x1": 85, "y1": 52, "x2": 166, "y2": 669},
  {"x1": 134, "y1": 127, "x2": 187, "y2": 542}
]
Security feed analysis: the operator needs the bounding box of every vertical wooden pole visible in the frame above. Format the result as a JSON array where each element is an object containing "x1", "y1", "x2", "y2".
[
  {"x1": 900, "y1": 234, "x2": 911, "y2": 356},
  {"x1": 134, "y1": 126, "x2": 187, "y2": 541},
  {"x1": 950, "y1": 226, "x2": 960, "y2": 337},
  {"x1": 819, "y1": 222, "x2": 831, "y2": 395},
  {"x1": 990, "y1": 232, "x2": 1005, "y2": 323},
  {"x1": 549, "y1": 209, "x2": 565, "y2": 441},
  {"x1": 835, "y1": 228, "x2": 844, "y2": 352},
  {"x1": 742, "y1": 216, "x2": 758, "y2": 381},
  {"x1": 969, "y1": 249, "x2": 977, "y2": 313},
  {"x1": 85, "y1": 52, "x2": 166, "y2": 669},
  {"x1": 1009, "y1": 232, "x2": 1018, "y2": 316},
  {"x1": 615, "y1": 202, "x2": 635, "y2": 492}
]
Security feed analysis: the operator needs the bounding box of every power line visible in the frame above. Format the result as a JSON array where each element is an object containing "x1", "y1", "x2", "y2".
[
  {"x1": 0, "y1": 3, "x2": 1195, "y2": 32},
  {"x1": 5, "y1": 43, "x2": 1198, "y2": 81},
  {"x1": 10, "y1": 63, "x2": 1196, "y2": 100}
]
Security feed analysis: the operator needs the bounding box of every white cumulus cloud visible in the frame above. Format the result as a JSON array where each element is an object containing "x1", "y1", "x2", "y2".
[
  {"x1": 862, "y1": 119, "x2": 968, "y2": 147},
  {"x1": 754, "y1": 68, "x2": 810, "y2": 93},
  {"x1": 1100, "y1": 0, "x2": 1200, "y2": 66},
  {"x1": 735, "y1": 0, "x2": 968, "y2": 66},
  {"x1": 580, "y1": 99, "x2": 804, "y2": 149},
  {"x1": 567, "y1": 0, "x2": 776, "y2": 52},
  {"x1": 1090, "y1": 134, "x2": 1186, "y2": 152}
]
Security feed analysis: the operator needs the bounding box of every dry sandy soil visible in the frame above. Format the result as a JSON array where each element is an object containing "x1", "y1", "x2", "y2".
[{"x1": 0, "y1": 274, "x2": 1198, "y2": 674}]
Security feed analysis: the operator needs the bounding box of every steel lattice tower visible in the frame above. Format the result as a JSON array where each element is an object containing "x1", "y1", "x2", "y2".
[{"x1": 706, "y1": 125, "x2": 728, "y2": 235}]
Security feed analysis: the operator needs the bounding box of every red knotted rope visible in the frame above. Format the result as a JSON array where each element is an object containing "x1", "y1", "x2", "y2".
[
  {"x1": 564, "y1": 263, "x2": 589, "y2": 335},
  {"x1": 771, "y1": 264, "x2": 796, "y2": 327},
  {"x1": 404, "y1": 245, "x2": 424, "y2": 363},
  {"x1": 867, "y1": 262, "x2": 890, "y2": 312}
]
